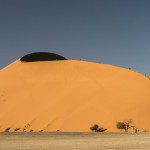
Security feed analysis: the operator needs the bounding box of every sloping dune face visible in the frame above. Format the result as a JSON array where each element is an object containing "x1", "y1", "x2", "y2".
[{"x1": 0, "y1": 56, "x2": 150, "y2": 132}]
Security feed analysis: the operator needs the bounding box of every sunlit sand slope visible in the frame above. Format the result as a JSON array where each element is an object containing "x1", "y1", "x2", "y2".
[{"x1": 0, "y1": 60, "x2": 150, "y2": 132}]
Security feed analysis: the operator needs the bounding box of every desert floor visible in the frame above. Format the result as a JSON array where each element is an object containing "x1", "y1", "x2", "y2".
[{"x1": 0, "y1": 132, "x2": 150, "y2": 150}]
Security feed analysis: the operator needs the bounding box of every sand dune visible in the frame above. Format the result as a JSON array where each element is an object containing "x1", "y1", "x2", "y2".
[{"x1": 0, "y1": 55, "x2": 150, "y2": 132}]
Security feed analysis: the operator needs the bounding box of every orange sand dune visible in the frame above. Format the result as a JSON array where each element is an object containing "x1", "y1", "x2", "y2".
[{"x1": 0, "y1": 59, "x2": 150, "y2": 132}]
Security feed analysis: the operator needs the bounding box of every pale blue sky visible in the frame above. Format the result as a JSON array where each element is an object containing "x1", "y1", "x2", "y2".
[{"x1": 0, "y1": 0, "x2": 150, "y2": 76}]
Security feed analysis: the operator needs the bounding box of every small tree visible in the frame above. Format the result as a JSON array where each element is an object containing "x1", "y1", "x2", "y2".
[{"x1": 116, "y1": 120, "x2": 132, "y2": 132}]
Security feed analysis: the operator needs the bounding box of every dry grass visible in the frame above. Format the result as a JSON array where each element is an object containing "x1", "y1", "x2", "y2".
[{"x1": 0, "y1": 132, "x2": 150, "y2": 150}]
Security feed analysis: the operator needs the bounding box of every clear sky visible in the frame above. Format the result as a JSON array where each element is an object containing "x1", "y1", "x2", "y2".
[{"x1": 0, "y1": 0, "x2": 150, "y2": 76}]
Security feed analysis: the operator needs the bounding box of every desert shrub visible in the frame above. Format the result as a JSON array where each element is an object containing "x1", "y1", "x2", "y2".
[
  {"x1": 116, "y1": 120, "x2": 132, "y2": 132},
  {"x1": 4, "y1": 128, "x2": 11, "y2": 132},
  {"x1": 56, "y1": 130, "x2": 60, "y2": 132},
  {"x1": 39, "y1": 130, "x2": 43, "y2": 132},
  {"x1": 14, "y1": 128, "x2": 20, "y2": 132},
  {"x1": 90, "y1": 124, "x2": 99, "y2": 131},
  {"x1": 22, "y1": 123, "x2": 30, "y2": 132},
  {"x1": 29, "y1": 129, "x2": 34, "y2": 132},
  {"x1": 90, "y1": 124, "x2": 107, "y2": 132}
]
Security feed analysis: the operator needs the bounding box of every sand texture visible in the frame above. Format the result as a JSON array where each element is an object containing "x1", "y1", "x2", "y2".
[
  {"x1": 0, "y1": 60, "x2": 150, "y2": 132},
  {"x1": 0, "y1": 132, "x2": 150, "y2": 150}
]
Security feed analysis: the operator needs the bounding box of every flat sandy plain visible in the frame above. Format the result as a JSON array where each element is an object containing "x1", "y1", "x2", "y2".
[{"x1": 0, "y1": 132, "x2": 150, "y2": 150}]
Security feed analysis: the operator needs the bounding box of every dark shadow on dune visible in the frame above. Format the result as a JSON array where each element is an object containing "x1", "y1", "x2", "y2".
[
  {"x1": 20, "y1": 52, "x2": 67, "y2": 62},
  {"x1": 96, "y1": 128, "x2": 107, "y2": 132}
]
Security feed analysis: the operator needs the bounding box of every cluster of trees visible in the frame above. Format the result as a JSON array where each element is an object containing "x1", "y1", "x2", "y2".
[{"x1": 90, "y1": 120, "x2": 133, "y2": 132}]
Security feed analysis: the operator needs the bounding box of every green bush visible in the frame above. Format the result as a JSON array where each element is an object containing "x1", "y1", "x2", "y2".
[
  {"x1": 56, "y1": 130, "x2": 60, "y2": 132},
  {"x1": 39, "y1": 130, "x2": 43, "y2": 132},
  {"x1": 14, "y1": 128, "x2": 20, "y2": 132},
  {"x1": 4, "y1": 128, "x2": 11, "y2": 132},
  {"x1": 90, "y1": 124, "x2": 99, "y2": 131},
  {"x1": 29, "y1": 129, "x2": 34, "y2": 132}
]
